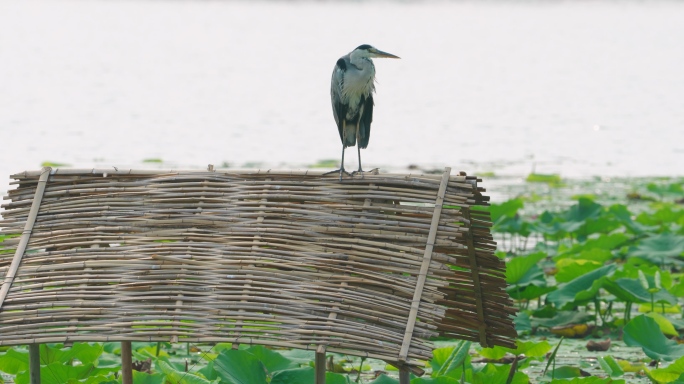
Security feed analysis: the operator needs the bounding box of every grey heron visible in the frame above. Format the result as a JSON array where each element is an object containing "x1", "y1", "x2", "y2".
[{"x1": 327, "y1": 44, "x2": 400, "y2": 180}]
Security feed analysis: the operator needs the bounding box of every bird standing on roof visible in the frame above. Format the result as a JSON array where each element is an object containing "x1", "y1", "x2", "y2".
[{"x1": 327, "y1": 44, "x2": 400, "y2": 180}]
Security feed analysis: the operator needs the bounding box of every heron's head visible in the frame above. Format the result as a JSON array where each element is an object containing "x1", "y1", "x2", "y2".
[{"x1": 353, "y1": 44, "x2": 401, "y2": 59}]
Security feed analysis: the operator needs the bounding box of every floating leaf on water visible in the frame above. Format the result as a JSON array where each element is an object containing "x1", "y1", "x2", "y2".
[
  {"x1": 526, "y1": 173, "x2": 562, "y2": 184},
  {"x1": 550, "y1": 323, "x2": 594, "y2": 338},
  {"x1": 310, "y1": 159, "x2": 339, "y2": 168},
  {"x1": 544, "y1": 366, "x2": 589, "y2": 379},
  {"x1": 41, "y1": 161, "x2": 70, "y2": 167}
]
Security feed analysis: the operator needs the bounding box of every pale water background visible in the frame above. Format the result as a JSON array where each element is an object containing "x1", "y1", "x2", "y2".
[{"x1": 1, "y1": 0, "x2": 683, "y2": 193}]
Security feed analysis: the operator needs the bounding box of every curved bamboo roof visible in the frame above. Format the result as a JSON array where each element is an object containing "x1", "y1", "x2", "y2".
[{"x1": 0, "y1": 167, "x2": 516, "y2": 368}]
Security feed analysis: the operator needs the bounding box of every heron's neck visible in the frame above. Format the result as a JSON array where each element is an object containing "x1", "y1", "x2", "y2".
[{"x1": 349, "y1": 52, "x2": 374, "y2": 71}]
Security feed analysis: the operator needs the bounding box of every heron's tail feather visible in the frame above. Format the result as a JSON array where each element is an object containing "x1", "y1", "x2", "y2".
[
  {"x1": 357, "y1": 120, "x2": 370, "y2": 149},
  {"x1": 342, "y1": 121, "x2": 357, "y2": 147}
]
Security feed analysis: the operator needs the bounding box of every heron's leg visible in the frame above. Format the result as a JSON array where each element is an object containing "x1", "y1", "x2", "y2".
[
  {"x1": 322, "y1": 146, "x2": 350, "y2": 181},
  {"x1": 357, "y1": 145, "x2": 363, "y2": 173}
]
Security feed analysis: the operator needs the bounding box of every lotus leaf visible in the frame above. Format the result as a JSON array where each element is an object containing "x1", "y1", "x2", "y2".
[
  {"x1": 131, "y1": 371, "x2": 166, "y2": 384},
  {"x1": 410, "y1": 377, "x2": 459, "y2": 384},
  {"x1": 488, "y1": 198, "x2": 524, "y2": 223},
  {"x1": 554, "y1": 259, "x2": 602, "y2": 283},
  {"x1": 0, "y1": 349, "x2": 29, "y2": 375},
  {"x1": 603, "y1": 278, "x2": 677, "y2": 306},
  {"x1": 15, "y1": 363, "x2": 118, "y2": 384},
  {"x1": 506, "y1": 252, "x2": 546, "y2": 284},
  {"x1": 210, "y1": 349, "x2": 267, "y2": 384},
  {"x1": 369, "y1": 375, "x2": 400, "y2": 384},
  {"x1": 637, "y1": 203, "x2": 684, "y2": 227},
  {"x1": 610, "y1": 204, "x2": 658, "y2": 234},
  {"x1": 530, "y1": 311, "x2": 593, "y2": 329},
  {"x1": 630, "y1": 233, "x2": 684, "y2": 265},
  {"x1": 546, "y1": 264, "x2": 616, "y2": 309},
  {"x1": 623, "y1": 315, "x2": 684, "y2": 361},
  {"x1": 270, "y1": 367, "x2": 349, "y2": 384},
  {"x1": 647, "y1": 354, "x2": 684, "y2": 384},
  {"x1": 245, "y1": 345, "x2": 297, "y2": 373}
]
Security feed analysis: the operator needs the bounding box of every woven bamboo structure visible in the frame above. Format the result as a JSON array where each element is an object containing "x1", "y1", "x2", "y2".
[{"x1": 0, "y1": 167, "x2": 516, "y2": 368}]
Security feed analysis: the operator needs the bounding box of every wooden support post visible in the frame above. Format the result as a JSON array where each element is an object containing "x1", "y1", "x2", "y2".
[
  {"x1": 28, "y1": 344, "x2": 40, "y2": 384},
  {"x1": 399, "y1": 365, "x2": 411, "y2": 384},
  {"x1": 315, "y1": 351, "x2": 326, "y2": 384},
  {"x1": 121, "y1": 341, "x2": 133, "y2": 384}
]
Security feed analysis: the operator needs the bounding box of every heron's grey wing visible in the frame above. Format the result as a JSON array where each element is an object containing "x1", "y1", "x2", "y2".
[
  {"x1": 331, "y1": 58, "x2": 348, "y2": 143},
  {"x1": 358, "y1": 94, "x2": 374, "y2": 149}
]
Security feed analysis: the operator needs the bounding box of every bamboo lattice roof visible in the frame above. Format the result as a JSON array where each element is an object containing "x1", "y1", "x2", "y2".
[{"x1": 0, "y1": 167, "x2": 516, "y2": 368}]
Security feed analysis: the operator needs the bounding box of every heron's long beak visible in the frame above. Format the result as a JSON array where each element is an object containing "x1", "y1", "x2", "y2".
[{"x1": 371, "y1": 48, "x2": 401, "y2": 59}]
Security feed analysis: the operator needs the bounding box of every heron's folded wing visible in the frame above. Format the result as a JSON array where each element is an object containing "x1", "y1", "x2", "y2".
[
  {"x1": 358, "y1": 94, "x2": 374, "y2": 149},
  {"x1": 331, "y1": 58, "x2": 348, "y2": 142}
]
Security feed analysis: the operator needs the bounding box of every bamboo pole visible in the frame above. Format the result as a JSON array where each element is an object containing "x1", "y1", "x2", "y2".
[
  {"x1": 399, "y1": 364, "x2": 410, "y2": 384},
  {"x1": 28, "y1": 344, "x2": 40, "y2": 384},
  {"x1": 399, "y1": 167, "x2": 451, "y2": 361},
  {"x1": 0, "y1": 167, "x2": 51, "y2": 310},
  {"x1": 121, "y1": 341, "x2": 133, "y2": 384},
  {"x1": 315, "y1": 351, "x2": 326, "y2": 384}
]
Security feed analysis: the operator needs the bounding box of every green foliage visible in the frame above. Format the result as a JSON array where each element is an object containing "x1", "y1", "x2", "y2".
[
  {"x1": 526, "y1": 173, "x2": 562, "y2": 184},
  {"x1": 545, "y1": 366, "x2": 585, "y2": 379},
  {"x1": 597, "y1": 356, "x2": 624, "y2": 378},
  {"x1": 644, "y1": 312, "x2": 678, "y2": 337},
  {"x1": 40, "y1": 343, "x2": 104, "y2": 365},
  {"x1": 630, "y1": 233, "x2": 684, "y2": 265},
  {"x1": 270, "y1": 367, "x2": 350, "y2": 384},
  {"x1": 547, "y1": 378, "x2": 625, "y2": 384},
  {"x1": 0, "y1": 349, "x2": 28, "y2": 375},
  {"x1": 529, "y1": 310, "x2": 593, "y2": 329},
  {"x1": 410, "y1": 378, "x2": 459, "y2": 384},
  {"x1": 245, "y1": 345, "x2": 299, "y2": 373},
  {"x1": 479, "y1": 340, "x2": 551, "y2": 360},
  {"x1": 546, "y1": 264, "x2": 616, "y2": 309},
  {"x1": 430, "y1": 341, "x2": 471, "y2": 377},
  {"x1": 370, "y1": 375, "x2": 400, "y2": 384},
  {"x1": 311, "y1": 159, "x2": 339, "y2": 168},
  {"x1": 623, "y1": 315, "x2": 684, "y2": 361},
  {"x1": 489, "y1": 198, "x2": 524, "y2": 223},
  {"x1": 41, "y1": 161, "x2": 70, "y2": 167},
  {"x1": 132, "y1": 371, "x2": 166, "y2": 384},
  {"x1": 554, "y1": 259, "x2": 602, "y2": 283},
  {"x1": 156, "y1": 360, "x2": 218, "y2": 384},
  {"x1": 14, "y1": 363, "x2": 116, "y2": 384},
  {"x1": 506, "y1": 252, "x2": 546, "y2": 284},
  {"x1": 647, "y1": 354, "x2": 684, "y2": 383}
]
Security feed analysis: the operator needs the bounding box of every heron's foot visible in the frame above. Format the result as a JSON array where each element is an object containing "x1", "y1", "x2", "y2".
[
  {"x1": 323, "y1": 168, "x2": 351, "y2": 181},
  {"x1": 351, "y1": 168, "x2": 380, "y2": 177}
]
